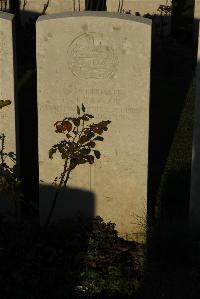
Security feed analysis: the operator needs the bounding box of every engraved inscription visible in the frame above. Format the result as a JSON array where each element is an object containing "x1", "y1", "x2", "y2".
[
  {"x1": 41, "y1": 87, "x2": 136, "y2": 121},
  {"x1": 67, "y1": 32, "x2": 118, "y2": 80}
]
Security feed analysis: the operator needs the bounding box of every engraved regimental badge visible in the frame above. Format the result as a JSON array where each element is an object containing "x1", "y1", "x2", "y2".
[{"x1": 67, "y1": 32, "x2": 118, "y2": 80}]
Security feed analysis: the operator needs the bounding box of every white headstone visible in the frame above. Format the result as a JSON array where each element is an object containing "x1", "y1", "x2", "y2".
[{"x1": 37, "y1": 12, "x2": 151, "y2": 242}]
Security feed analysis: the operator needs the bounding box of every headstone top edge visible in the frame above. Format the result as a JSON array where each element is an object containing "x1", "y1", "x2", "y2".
[
  {"x1": 37, "y1": 11, "x2": 152, "y2": 26},
  {"x1": 0, "y1": 11, "x2": 14, "y2": 21}
]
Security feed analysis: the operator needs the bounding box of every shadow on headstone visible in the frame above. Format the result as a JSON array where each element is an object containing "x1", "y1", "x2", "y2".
[{"x1": 39, "y1": 183, "x2": 95, "y2": 226}]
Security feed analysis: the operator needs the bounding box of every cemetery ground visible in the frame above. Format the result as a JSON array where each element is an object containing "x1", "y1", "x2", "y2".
[{"x1": 1, "y1": 20, "x2": 200, "y2": 299}]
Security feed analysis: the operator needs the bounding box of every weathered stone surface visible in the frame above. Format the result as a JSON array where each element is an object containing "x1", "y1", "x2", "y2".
[
  {"x1": 190, "y1": 23, "x2": 200, "y2": 239},
  {"x1": 0, "y1": 12, "x2": 16, "y2": 163},
  {"x1": 37, "y1": 12, "x2": 151, "y2": 242},
  {"x1": 0, "y1": 12, "x2": 17, "y2": 214}
]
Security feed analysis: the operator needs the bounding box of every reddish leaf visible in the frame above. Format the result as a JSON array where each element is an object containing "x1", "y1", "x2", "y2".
[
  {"x1": 93, "y1": 127, "x2": 103, "y2": 135},
  {"x1": 63, "y1": 121, "x2": 72, "y2": 132},
  {"x1": 55, "y1": 124, "x2": 65, "y2": 133},
  {"x1": 98, "y1": 120, "x2": 111, "y2": 129},
  {"x1": 79, "y1": 135, "x2": 88, "y2": 144},
  {"x1": 54, "y1": 121, "x2": 61, "y2": 127}
]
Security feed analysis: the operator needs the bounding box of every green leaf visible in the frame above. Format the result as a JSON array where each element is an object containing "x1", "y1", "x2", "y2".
[
  {"x1": 94, "y1": 136, "x2": 104, "y2": 141},
  {"x1": 0, "y1": 100, "x2": 11, "y2": 109},
  {"x1": 61, "y1": 153, "x2": 68, "y2": 159},
  {"x1": 82, "y1": 103, "x2": 85, "y2": 112},
  {"x1": 77, "y1": 105, "x2": 80, "y2": 115},
  {"x1": 87, "y1": 132, "x2": 95, "y2": 139},
  {"x1": 82, "y1": 115, "x2": 89, "y2": 121},
  {"x1": 81, "y1": 148, "x2": 91, "y2": 155},
  {"x1": 78, "y1": 158, "x2": 87, "y2": 164},
  {"x1": 86, "y1": 114, "x2": 94, "y2": 119},
  {"x1": 49, "y1": 148, "x2": 56, "y2": 159},
  {"x1": 93, "y1": 150, "x2": 101, "y2": 159},
  {"x1": 86, "y1": 141, "x2": 96, "y2": 148},
  {"x1": 86, "y1": 155, "x2": 94, "y2": 164},
  {"x1": 72, "y1": 118, "x2": 80, "y2": 127}
]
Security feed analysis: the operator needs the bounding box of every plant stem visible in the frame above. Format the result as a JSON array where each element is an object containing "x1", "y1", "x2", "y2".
[
  {"x1": 45, "y1": 185, "x2": 60, "y2": 226},
  {"x1": 59, "y1": 158, "x2": 68, "y2": 188},
  {"x1": 0, "y1": 134, "x2": 5, "y2": 164},
  {"x1": 45, "y1": 158, "x2": 69, "y2": 226},
  {"x1": 63, "y1": 166, "x2": 72, "y2": 187}
]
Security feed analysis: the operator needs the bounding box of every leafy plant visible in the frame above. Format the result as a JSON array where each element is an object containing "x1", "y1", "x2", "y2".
[
  {"x1": 0, "y1": 99, "x2": 16, "y2": 194},
  {"x1": 74, "y1": 216, "x2": 143, "y2": 297},
  {"x1": 0, "y1": 99, "x2": 11, "y2": 109},
  {"x1": 0, "y1": 100, "x2": 21, "y2": 222},
  {"x1": 46, "y1": 104, "x2": 111, "y2": 225},
  {"x1": 0, "y1": 133, "x2": 17, "y2": 194}
]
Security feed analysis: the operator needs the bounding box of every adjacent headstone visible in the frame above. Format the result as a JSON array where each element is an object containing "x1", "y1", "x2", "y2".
[
  {"x1": 20, "y1": 0, "x2": 170, "y2": 16},
  {"x1": 0, "y1": 0, "x2": 9, "y2": 12},
  {"x1": 107, "y1": 0, "x2": 171, "y2": 37},
  {"x1": 37, "y1": 12, "x2": 151, "y2": 242},
  {"x1": 20, "y1": 0, "x2": 85, "y2": 24},
  {"x1": 194, "y1": 0, "x2": 200, "y2": 46},
  {"x1": 107, "y1": 0, "x2": 169, "y2": 15},
  {"x1": 195, "y1": 0, "x2": 200, "y2": 19},
  {"x1": 0, "y1": 12, "x2": 17, "y2": 214},
  {"x1": 190, "y1": 23, "x2": 200, "y2": 239},
  {"x1": 20, "y1": 0, "x2": 85, "y2": 13},
  {"x1": 19, "y1": 0, "x2": 170, "y2": 37}
]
